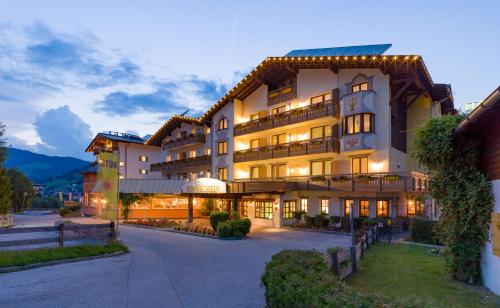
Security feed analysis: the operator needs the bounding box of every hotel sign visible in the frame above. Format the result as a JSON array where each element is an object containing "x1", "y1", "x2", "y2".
[{"x1": 181, "y1": 178, "x2": 227, "y2": 194}]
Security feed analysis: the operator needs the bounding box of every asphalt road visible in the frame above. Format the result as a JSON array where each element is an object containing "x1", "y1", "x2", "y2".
[{"x1": 0, "y1": 220, "x2": 351, "y2": 308}]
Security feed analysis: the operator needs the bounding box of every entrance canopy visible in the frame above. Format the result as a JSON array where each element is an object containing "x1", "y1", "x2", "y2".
[{"x1": 181, "y1": 178, "x2": 227, "y2": 194}]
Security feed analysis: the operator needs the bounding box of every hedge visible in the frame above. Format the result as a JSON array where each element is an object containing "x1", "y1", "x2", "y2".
[
  {"x1": 217, "y1": 218, "x2": 252, "y2": 238},
  {"x1": 261, "y1": 250, "x2": 404, "y2": 307},
  {"x1": 410, "y1": 217, "x2": 438, "y2": 244},
  {"x1": 209, "y1": 211, "x2": 230, "y2": 231}
]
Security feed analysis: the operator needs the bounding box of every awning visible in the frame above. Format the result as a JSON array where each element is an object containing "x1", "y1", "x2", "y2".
[{"x1": 119, "y1": 179, "x2": 186, "y2": 194}]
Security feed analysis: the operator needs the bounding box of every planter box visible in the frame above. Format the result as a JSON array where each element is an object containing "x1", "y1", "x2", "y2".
[{"x1": 0, "y1": 214, "x2": 14, "y2": 227}]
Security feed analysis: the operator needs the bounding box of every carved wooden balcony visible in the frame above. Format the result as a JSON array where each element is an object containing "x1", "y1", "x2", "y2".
[
  {"x1": 150, "y1": 155, "x2": 211, "y2": 172},
  {"x1": 163, "y1": 133, "x2": 205, "y2": 150}
]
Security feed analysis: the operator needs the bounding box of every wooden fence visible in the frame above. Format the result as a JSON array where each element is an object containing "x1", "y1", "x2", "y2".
[
  {"x1": 324, "y1": 226, "x2": 379, "y2": 280},
  {"x1": 0, "y1": 222, "x2": 116, "y2": 248}
]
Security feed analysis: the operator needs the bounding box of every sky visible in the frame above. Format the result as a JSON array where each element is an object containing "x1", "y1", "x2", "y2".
[{"x1": 0, "y1": 0, "x2": 498, "y2": 160}]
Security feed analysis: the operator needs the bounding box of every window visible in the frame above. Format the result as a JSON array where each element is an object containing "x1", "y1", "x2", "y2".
[
  {"x1": 271, "y1": 106, "x2": 286, "y2": 115},
  {"x1": 310, "y1": 160, "x2": 332, "y2": 176},
  {"x1": 178, "y1": 152, "x2": 187, "y2": 160},
  {"x1": 218, "y1": 168, "x2": 227, "y2": 180},
  {"x1": 180, "y1": 131, "x2": 187, "y2": 139},
  {"x1": 300, "y1": 198, "x2": 308, "y2": 212},
  {"x1": 359, "y1": 200, "x2": 370, "y2": 217},
  {"x1": 321, "y1": 199, "x2": 329, "y2": 214},
  {"x1": 239, "y1": 201, "x2": 248, "y2": 217},
  {"x1": 255, "y1": 201, "x2": 273, "y2": 219},
  {"x1": 250, "y1": 139, "x2": 260, "y2": 149},
  {"x1": 250, "y1": 166, "x2": 260, "y2": 179},
  {"x1": 119, "y1": 161, "x2": 125, "y2": 167},
  {"x1": 311, "y1": 93, "x2": 332, "y2": 104},
  {"x1": 271, "y1": 164, "x2": 286, "y2": 178},
  {"x1": 283, "y1": 200, "x2": 296, "y2": 219},
  {"x1": 272, "y1": 133, "x2": 287, "y2": 145},
  {"x1": 310, "y1": 126, "x2": 325, "y2": 139},
  {"x1": 376, "y1": 200, "x2": 389, "y2": 217},
  {"x1": 250, "y1": 113, "x2": 259, "y2": 121},
  {"x1": 206, "y1": 148, "x2": 211, "y2": 155},
  {"x1": 344, "y1": 199, "x2": 353, "y2": 216},
  {"x1": 139, "y1": 156, "x2": 148, "y2": 162},
  {"x1": 218, "y1": 118, "x2": 228, "y2": 130},
  {"x1": 352, "y1": 81, "x2": 369, "y2": 93},
  {"x1": 343, "y1": 113, "x2": 373, "y2": 135},
  {"x1": 407, "y1": 200, "x2": 423, "y2": 216},
  {"x1": 139, "y1": 169, "x2": 148, "y2": 175},
  {"x1": 352, "y1": 156, "x2": 368, "y2": 174},
  {"x1": 218, "y1": 141, "x2": 228, "y2": 155}
]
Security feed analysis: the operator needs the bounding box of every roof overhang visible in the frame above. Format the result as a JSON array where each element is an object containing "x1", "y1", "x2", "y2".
[
  {"x1": 455, "y1": 86, "x2": 500, "y2": 134},
  {"x1": 145, "y1": 115, "x2": 206, "y2": 146}
]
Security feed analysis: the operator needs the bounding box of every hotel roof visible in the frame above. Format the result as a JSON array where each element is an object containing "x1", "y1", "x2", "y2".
[
  {"x1": 455, "y1": 86, "x2": 500, "y2": 133},
  {"x1": 85, "y1": 131, "x2": 146, "y2": 152},
  {"x1": 285, "y1": 44, "x2": 392, "y2": 57},
  {"x1": 145, "y1": 115, "x2": 205, "y2": 146}
]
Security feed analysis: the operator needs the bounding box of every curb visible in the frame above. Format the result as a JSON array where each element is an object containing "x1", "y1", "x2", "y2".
[
  {"x1": 123, "y1": 223, "x2": 245, "y2": 240},
  {"x1": 0, "y1": 251, "x2": 127, "y2": 274},
  {"x1": 281, "y1": 226, "x2": 350, "y2": 236}
]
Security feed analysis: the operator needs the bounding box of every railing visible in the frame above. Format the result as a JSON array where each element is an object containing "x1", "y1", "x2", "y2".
[
  {"x1": 267, "y1": 84, "x2": 297, "y2": 106},
  {"x1": 163, "y1": 133, "x2": 205, "y2": 150},
  {"x1": 234, "y1": 101, "x2": 340, "y2": 136},
  {"x1": 150, "y1": 155, "x2": 211, "y2": 172},
  {"x1": 227, "y1": 172, "x2": 429, "y2": 193},
  {"x1": 234, "y1": 137, "x2": 340, "y2": 163},
  {"x1": 0, "y1": 222, "x2": 116, "y2": 248}
]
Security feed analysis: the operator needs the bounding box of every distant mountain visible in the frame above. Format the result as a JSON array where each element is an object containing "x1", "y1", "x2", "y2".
[{"x1": 4, "y1": 148, "x2": 91, "y2": 183}]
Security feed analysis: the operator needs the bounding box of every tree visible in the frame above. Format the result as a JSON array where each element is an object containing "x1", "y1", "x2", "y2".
[
  {"x1": 119, "y1": 193, "x2": 148, "y2": 221},
  {"x1": 0, "y1": 123, "x2": 12, "y2": 215},
  {"x1": 412, "y1": 114, "x2": 493, "y2": 284},
  {"x1": 5, "y1": 169, "x2": 34, "y2": 213}
]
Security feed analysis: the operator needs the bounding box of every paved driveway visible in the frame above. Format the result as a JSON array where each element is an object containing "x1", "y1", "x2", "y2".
[{"x1": 0, "y1": 222, "x2": 350, "y2": 308}]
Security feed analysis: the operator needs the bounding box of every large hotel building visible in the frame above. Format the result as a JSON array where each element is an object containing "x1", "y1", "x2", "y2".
[{"x1": 83, "y1": 44, "x2": 455, "y2": 227}]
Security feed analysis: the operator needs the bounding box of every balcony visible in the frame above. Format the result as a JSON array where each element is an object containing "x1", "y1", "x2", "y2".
[
  {"x1": 233, "y1": 137, "x2": 340, "y2": 163},
  {"x1": 164, "y1": 133, "x2": 205, "y2": 150},
  {"x1": 340, "y1": 133, "x2": 375, "y2": 152},
  {"x1": 227, "y1": 172, "x2": 429, "y2": 193},
  {"x1": 150, "y1": 155, "x2": 211, "y2": 172},
  {"x1": 234, "y1": 101, "x2": 340, "y2": 136},
  {"x1": 340, "y1": 91, "x2": 375, "y2": 117},
  {"x1": 267, "y1": 84, "x2": 297, "y2": 106}
]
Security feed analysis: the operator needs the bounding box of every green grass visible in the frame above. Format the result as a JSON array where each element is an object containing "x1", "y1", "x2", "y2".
[
  {"x1": 0, "y1": 242, "x2": 128, "y2": 268},
  {"x1": 348, "y1": 243, "x2": 500, "y2": 307}
]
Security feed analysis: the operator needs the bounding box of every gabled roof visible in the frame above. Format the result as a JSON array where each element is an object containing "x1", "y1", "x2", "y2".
[
  {"x1": 285, "y1": 44, "x2": 392, "y2": 57},
  {"x1": 145, "y1": 115, "x2": 205, "y2": 146},
  {"x1": 455, "y1": 86, "x2": 500, "y2": 133},
  {"x1": 85, "y1": 131, "x2": 145, "y2": 152}
]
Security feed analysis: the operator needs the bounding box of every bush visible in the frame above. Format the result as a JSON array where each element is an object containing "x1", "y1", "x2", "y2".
[
  {"x1": 59, "y1": 205, "x2": 80, "y2": 217},
  {"x1": 216, "y1": 218, "x2": 252, "y2": 238},
  {"x1": 292, "y1": 210, "x2": 305, "y2": 223},
  {"x1": 304, "y1": 215, "x2": 315, "y2": 227},
  {"x1": 314, "y1": 214, "x2": 326, "y2": 228},
  {"x1": 199, "y1": 198, "x2": 215, "y2": 216},
  {"x1": 410, "y1": 218, "x2": 438, "y2": 244},
  {"x1": 352, "y1": 217, "x2": 365, "y2": 230},
  {"x1": 261, "y1": 249, "x2": 396, "y2": 307},
  {"x1": 363, "y1": 218, "x2": 378, "y2": 227},
  {"x1": 330, "y1": 216, "x2": 341, "y2": 225},
  {"x1": 341, "y1": 216, "x2": 351, "y2": 232},
  {"x1": 209, "y1": 211, "x2": 229, "y2": 231}
]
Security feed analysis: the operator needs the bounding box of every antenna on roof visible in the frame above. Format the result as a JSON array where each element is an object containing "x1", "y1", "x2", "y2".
[{"x1": 180, "y1": 109, "x2": 189, "y2": 116}]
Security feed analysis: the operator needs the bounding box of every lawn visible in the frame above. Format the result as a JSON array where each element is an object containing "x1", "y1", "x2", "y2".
[
  {"x1": 0, "y1": 242, "x2": 128, "y2": 268},
  {"x1": 348, "y1": 243, "x2": 500, "y2": 307}
]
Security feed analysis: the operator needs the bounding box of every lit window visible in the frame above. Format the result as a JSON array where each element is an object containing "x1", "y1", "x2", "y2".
[
  {"x1": 271, "y1": 106, "x2": 286, "y2": 115},
  {"x1": 139, "y1": 169, "x2": 148, "y2": 175},
  {"x1": 283, "y1": 200, "x2": 296, "y2": 219},
  {"x1": 352, "y1": 81, "x2": 369, "y2": 93},
  {"x1": 376, "y1": 200, "x2": 389, "y2": 217},
  {"x1": 250, "y1": 166, "x2": 259, "y2": 179},
  {"x1": 300, "y1": 198, "x2": 308, "y2": 212},
  {"x1": 272, "y1": 134, "x2": 287, "y2": 145},
  {"x1": 250, "y1": 139, "x2": 260, "y2": 149},
  {"x1": 218, "y1": 118, "x2": 228, "y2": 131},
  {"x1": 408, "y1": 200, "x2": 423, "y2": 216},
  {"x1": 206, "y1": 148, "x2": 211, "y2": 155},
  {"x1": 311, "y1": 93, "x2": 332, "y2": 104},
  {"x1": 359, "y1": 200, "x2": 370, "y2": 217},
  {"x1": 218, "y1": 168, "x2": 227, "y2": 181},
  {"x1": 250, "y1": 114, "x2": 259, "y2": 121},
  {"x1": 311, "y1": 126, "x2": 325, "y2": 139},
  {"x1": 310, "y1": 160, "x2": 331, "y2": 176},
  {"x1": 343, "y1": 113, "x2": 373, "y2": 135},
  {"x1": 255, "y1": 201, "x2": 273, "y2": 219},
  {"x1": 344, "y1": 199, "x2": 353, "y2": 216},
  {"x1": 321, "y1": 199, "x2": 329, "y2": 214},
  {"x1": 218, "y1": 141, "x2": 228, "y2": 155},
  {"x1": 352, "y1": 156, "x2": 368, "y2": 174},
  {"x1": 271, "y1": 164, "x2": 286, "y2": 178},
  {"x1": 119, "y1": 161, "x2": 125, "y2": 167},
  {"x1": 139, "y1": 156, "x2": 148, "y2": 162}
]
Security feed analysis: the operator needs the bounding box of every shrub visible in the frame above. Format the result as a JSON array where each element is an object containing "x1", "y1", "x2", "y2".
[
  {"x1": 304, "y1": 215, "x2": 315, "y2": 227},
  {"x1": 237, "y1": 218, "x2": 252, "y2": 235},
  {"x1": 352, "y1": 217, "x2": 365, "y2": 230},
  {"x1": 209, "y1": 211, "x2": 229, "y2": 231},
  {"x1": 261, "y1": 249, "x2": 395, "y2": 307},
  {"x1": 199, "y1": 198, "x2": 215, "y2": 216},
  {"x1": 341, "y1": 216, "x2": 351, "y2": 232},
  {"x1": 216, "y1": 218, "x2": 252, "y2": 238},
  {"x1": 410, "y1": 217, "x2": 438, "y2": 244},
  {"x1": 59, "y1": 205, "x2": 80, "y2": 217},
  {"x1": 292, "y1": 210, "x2": 305, "y2": 223},
  {"x1": 217, "y1": 221, "x2": 233, "y2": 237},
  {"x1": 314, "y1": 214, "x2": 326, "y2": 228},
  {"x1": 322, "y1": 217, "x2": 330, "y2": 227},
  {"x1": 330, "y1": 215, "x2": 341, "y2": 225},
  {"x1": 363, "y1": 218, "x2": 378, "y2": 226}
]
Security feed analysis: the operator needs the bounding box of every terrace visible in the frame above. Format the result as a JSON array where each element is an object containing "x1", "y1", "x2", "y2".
[
  {"x1": 163, "y1": 133, "x2": 206, "y2": 150},
  {"x1": 150, "y1": 155, "x2": 211, "y2": 172}
]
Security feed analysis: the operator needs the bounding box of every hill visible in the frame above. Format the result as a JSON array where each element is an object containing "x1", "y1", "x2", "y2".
[{"x1": 4, "y1": 148, "x2": 91, "y2": 183}]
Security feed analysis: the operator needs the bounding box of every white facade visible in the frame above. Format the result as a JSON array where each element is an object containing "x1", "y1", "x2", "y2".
[{"x1": 118, "y1": 143, "x2": 162, "y2": 180}]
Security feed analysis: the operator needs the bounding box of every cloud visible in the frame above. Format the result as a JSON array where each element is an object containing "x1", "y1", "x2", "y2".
[
  {"x1": 94, "y1": 76, "x2": 228, "y2": 117},
  {"x1": 33, "y1": 106, "x2": 93, "y2": 160}
]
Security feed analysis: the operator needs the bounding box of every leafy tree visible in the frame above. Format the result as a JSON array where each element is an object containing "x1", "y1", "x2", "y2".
[
  {"x1": 199, "y1": 198, "x2": 215, "y2": 216},
  {"x1": 119, "y1": 193, "x2": 148, "y2": 221},
  {"x1": 412, "y1": 114, "x2": 493, "y2": 284},
  {"x1": 0, "y1": 123, "x2": 12, "y2": 214},
  {"x1": 5, "y1": 168, "x2": 34, "y2": 213}
]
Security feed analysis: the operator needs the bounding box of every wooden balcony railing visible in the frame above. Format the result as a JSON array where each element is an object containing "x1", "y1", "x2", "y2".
[
  {"x1": 233, "y1": 137, "x2": 340, "y2": 163},
  {"x1": 227, "y1": 172, "x2": 429, "y2": 193},
  {"x1": 234, "y1": 101, "x2": 340, "y2": 136},
  {"x1": 163, "y1": 133, "x2": 205, "y2": 150},
  {"x1": 267, "y1": 84, "x2": 297, "y2": 106},
  {"x1": 150, "y1": 155, "x2": 211, "y2": 172}
]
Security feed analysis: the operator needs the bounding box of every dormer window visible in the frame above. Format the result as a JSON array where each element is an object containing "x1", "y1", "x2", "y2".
[
  {"x1": 351, "y1": 81, "x2": 368, "y2": 93},
  {"x1": 218, "y1": 118, "x2": 228, "y2": 131}
]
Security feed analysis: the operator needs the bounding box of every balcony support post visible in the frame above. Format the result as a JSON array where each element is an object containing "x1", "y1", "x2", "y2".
[{"x1": 187, "y1": 195, "x2": 193, "y2": 223}]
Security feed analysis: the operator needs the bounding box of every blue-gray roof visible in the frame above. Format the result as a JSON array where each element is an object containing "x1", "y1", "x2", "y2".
[
  {"x1": 285, "y1": 44, "x2": 392, "y2": 57},
  {"x1": 97, "y1": 131, "x2": 145, "y2": 144}
]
